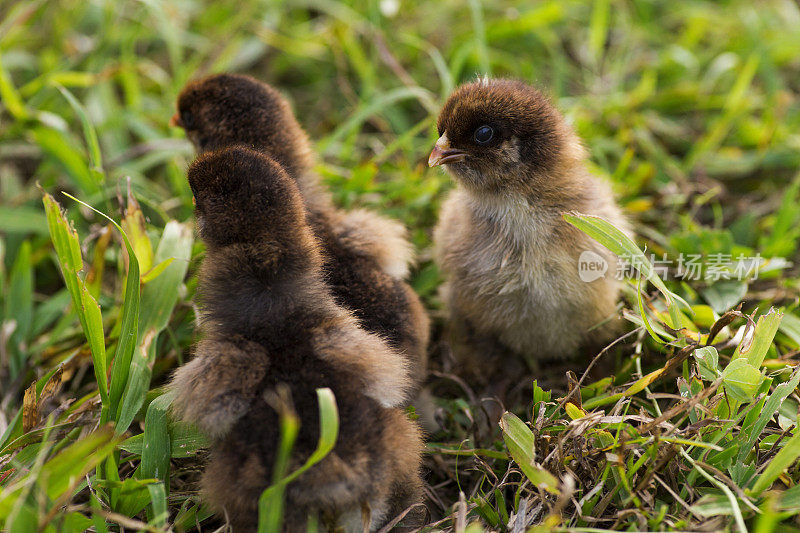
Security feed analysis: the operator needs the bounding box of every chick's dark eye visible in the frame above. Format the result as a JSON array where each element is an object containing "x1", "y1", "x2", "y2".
[
  {"x1": 474, "y1": 125, "x2": 494, "y2": 144},
  {"x1": 181, "y1": 111, "x2": 195, "y2": 128}
]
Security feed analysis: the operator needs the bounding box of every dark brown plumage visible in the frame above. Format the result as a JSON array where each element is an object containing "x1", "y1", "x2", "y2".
[
  {"x1": 169, "y1": 146, "x2": 423, "y2": 531},
  {"x1": 174, "y1": 73, "x2": 429, "y2": 392},
  {"x1": 430, "y1": 78, "x2": 631, "y2": 390}
]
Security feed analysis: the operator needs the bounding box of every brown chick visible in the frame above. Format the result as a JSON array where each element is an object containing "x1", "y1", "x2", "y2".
[
  {"x1": 429, "y1": 78, "x2": 631, "y2": 390},
  {"x1": 173, "y1": 73, "x2": 429, "y2": 392},
  {"x1": 169, "y1": 146, "x2": 424, "y2": 532}
]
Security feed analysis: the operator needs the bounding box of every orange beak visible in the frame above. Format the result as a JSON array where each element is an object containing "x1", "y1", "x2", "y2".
[
  {"x1": 170, "y1": 112, "x2": 183, "y2": 128},
  {"x1": 428, "y1": 134, "x2": 467, "y2": 167}
]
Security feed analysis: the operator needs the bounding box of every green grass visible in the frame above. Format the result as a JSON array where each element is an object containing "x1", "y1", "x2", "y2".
[{"x1": 2, "y1": 0, "x2": 800, "y2": 531}]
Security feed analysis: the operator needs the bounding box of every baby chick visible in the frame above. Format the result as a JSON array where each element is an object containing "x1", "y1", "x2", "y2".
[
  {"x1": 173, "y1": 74, "x2": 429, "y2": 391},
  {"x1": 430, "y1": 78, "x2": 631, "y2": 385},
  {"x1": 169, "y1": 146, "x2": 423, "y2": 531}
]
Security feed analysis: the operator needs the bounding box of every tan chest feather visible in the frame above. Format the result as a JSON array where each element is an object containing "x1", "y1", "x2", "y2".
[
  {"x1": 450, "y1": 194, "x2": 575, "y2": 290},
  {"x1": 437, "y1": 190, "x2": 616, "y2": 320}
]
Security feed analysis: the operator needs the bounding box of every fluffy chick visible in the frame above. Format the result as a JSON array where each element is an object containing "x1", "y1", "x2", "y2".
[
  {"x1": 173, "y1": 73, "x2": 429, "y2": 390},
  {"x1": 430, "y1": 78, "x2": 631, "y2": 386},
  {"x1": 169, "y1": 146, "x2": 423, "y2": 532}
]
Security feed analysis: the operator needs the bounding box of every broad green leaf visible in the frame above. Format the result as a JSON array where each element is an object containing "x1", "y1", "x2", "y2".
[
  {"x1": 147, "y1": 482, "x2": 168, "y2": 527},
  {"x1": 779, "y1": 312, "x2": 800, "y2": 348},
  {"x1": 733, "y1": 308, "x2": 783, "y2": 369},
  {"x1": 58, "y1": 512, "x2": 93, "y2": 533},
  {"x1": 119, "y1": 422, "x2": 208, "y2": 458},
  {"x1": 702, "y1": 280, "x2": 747, "y2": 314},
  {"x1": 7, "y1": 503, "x2": 38, "y2": 533},
  {"x1": 690, "y1": 492, "x2": 736, "y2": 517},
  {"x1": 139, "y1": 392, "x2": 174, "y2": 485},
  {"x1": 138, "y1": 221, "x2": 193, "y2": 334},
  {"x1": 695, "y1": 346, "x2": 720, "y2": 381},
  {"x1": 115, "y1": 221, "x2": 193, "y2": 433},
  {"x1": 499, "y1": 412, "x2": 558, "y2": 493},
  {"x1": 565, "y1": 403, "x2": 585, "y2": 420},
  {"x1": 721, "y1": 358, "x2": 763, "y2": 403},
  {"x1": 692, "y1": 304, "x2": 719, "y2": 329},
  {"x1": 532, "y1": 380, "x2": 551, "y2": 405},
  {"x1": 114, "y1": 346, "x2": 150, "y2": 438},
  {"x1": 121, "y1": 192, "x2": 153, "y2": 273},
  {"x1": 778, "y1": 484, "x2": 800, "y2": 512},
  {"x1": 113, "y1": 478, "x2": 153, "y2": 518}
]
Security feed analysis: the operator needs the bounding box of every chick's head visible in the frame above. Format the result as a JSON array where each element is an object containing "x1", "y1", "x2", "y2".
[
  {"x1": 174, "y1": 74, "x2": 310, "y2": 177},
  {"x1": 187, "y1": 146, "x2": 306, "y2": 249},
  {"x1": 430, "y1": 78, "x2": 581, "y2": 194}
]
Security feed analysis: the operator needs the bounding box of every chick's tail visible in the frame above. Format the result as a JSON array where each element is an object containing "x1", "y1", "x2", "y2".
[
  {"x1": 334, "y1": 209, "x2": 415, "y2": 279},
  {"x1": 201, "y1": 406, "x2": 424, "y2": 532},
  {"x1": 168, "y1": 338, "x2": 269, "y2": 440}
]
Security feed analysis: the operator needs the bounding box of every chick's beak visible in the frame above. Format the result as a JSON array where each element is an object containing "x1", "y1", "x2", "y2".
[
  {"x1": 169, "y1": 112, "x2": 182, "y2": 128},
  {"x1": 428, "y1": 134, "x2": 467, "y2": 167}
]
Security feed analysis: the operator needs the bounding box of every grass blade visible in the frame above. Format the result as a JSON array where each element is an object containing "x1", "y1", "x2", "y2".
[
  {"x1": 750, "y1": 430, "x2": 800, "y2": 496},
  {"x1": 733, "y1": 308, "x2": 783, "y2": 368},
  {"x1": 39, "y1": 427, "x2": 119, "y2": 501},
  {"x1": 564, "y1": 212, "x2": 691, "y2": 329},
  {"x1": 589, "y1": 0, "x2": 610, "y2": 64},
  {"x1": 5, "y1": 241, "x2": 33, "y2": 378},
  {"x1": 42, "y1": 193, "x2": 108, "y2": 403},
  {"x1": 147, "y1": 482, "x2": 168, "y2": 527},
  {"x1": 258, "y1": 388, "x2": 339, "y2": 533},
  {"x1": 0, "y1": 51, "x2": 27, "y2": 119},
  {"x1": 139, "y1": 392, "x2": 173, "y2": 485},
  {"x1": 62, "y1": 193, "x2": 141, "y2": 428},
  {"x1": 56, "y1": 84, "x2": 104, "y2": 185},
  {"x1": 468, "y1": 0, "x2": 490, "y2": 75},
  {"x1": 737, "y1": 367, "x2": 800, "y2": 464}
]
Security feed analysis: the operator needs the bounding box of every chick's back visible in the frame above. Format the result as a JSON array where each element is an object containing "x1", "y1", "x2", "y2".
[
  {"x1": 174, "y1": 74, "x2": 429, "y2": 394},
  {"x1": 168, "y1": 146, "x2": 423, "y2": 531}
]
